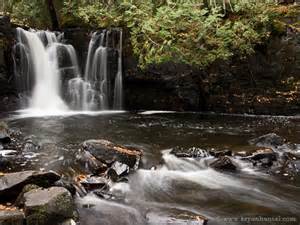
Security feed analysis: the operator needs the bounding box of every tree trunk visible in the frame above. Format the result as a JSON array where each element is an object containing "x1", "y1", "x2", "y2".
[{"x1": 45, "y1": 0, "x2": 59, "y2": 30}]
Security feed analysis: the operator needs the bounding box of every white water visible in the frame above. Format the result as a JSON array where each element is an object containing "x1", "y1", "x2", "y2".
[
  {"x1": 75, "y1": 150, "x2": 300, "y2": 225},
  {"x1": 113, "y1": 30, "x2": 123, "y2": 109},
  {"x1": 16, "y1": 28, "x2": 67, "y2": 111},
  {"x1": 68, "y1": 29, "x2": 123, "y2": 111},
  {"x1": 14, "y1": 28, "x2": 123, "y2": 115}
]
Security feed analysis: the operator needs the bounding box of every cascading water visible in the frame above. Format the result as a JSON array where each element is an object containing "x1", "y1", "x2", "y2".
[
  {"x1": 67, "y1": 29, "x2": 123, "y2": 111},
  {"x1": 13, "y1": 28, "x2": 123, "y2": 113},
  {"x1": 113, "y1": 30, "x2": 123, "y2": 110},
  {"x1": 14, "y1": 28, "x2": 68, "y2": 111}
]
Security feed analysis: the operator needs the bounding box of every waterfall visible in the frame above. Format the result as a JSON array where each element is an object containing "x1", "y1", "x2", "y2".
[
  {"x1": 14, "y1": 28, "x2": 68, "y2": 111},
  {"x1": 67, "y1": 29, "x2": 123, "y2": 111},
  {"x1": 14, "y1": 28, "x2": 123, "y2": 113},
  {"x1": 113, "y1": 30, "x2": 123, "y2": 110}
]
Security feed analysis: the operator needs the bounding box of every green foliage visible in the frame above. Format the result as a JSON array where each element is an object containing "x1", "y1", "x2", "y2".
[
  {"x1": 118, "y1": 1, "x2": 277, "y2": 67},
  {"x1": 1, "y1": 0, "x2": 281, "y2": 68},
  {"x1": 1, "y1": 0, "x2": 51, "y2": 28}
]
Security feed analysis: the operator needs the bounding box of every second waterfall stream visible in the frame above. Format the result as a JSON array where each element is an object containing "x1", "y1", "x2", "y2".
[{"x1": 13, "y1": 28, "x2": 123, "y2": 113}]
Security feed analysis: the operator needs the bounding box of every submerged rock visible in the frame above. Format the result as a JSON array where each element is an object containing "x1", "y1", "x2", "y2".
[
  {"x1": 0, "y1": 121, "x2": 11, "y2": 144},
  {"x1": 75, "y1": 174, "x2": 108, "y2": 191},
  {"x1": 249, "y1": 133, "x2": 285, "y2": 148},
  {"x1": 272, "y1": 158, "x2": 300, "y2": 181},
  {"x1": 22, "y1": 142, "x2": 38, "y2": 153},
  {"x1": 0, "y1": 171, "x2": 61, "y2": 202},
  {"x1": 170, "y1": 147, "x2": 210, "y2": 158},
  {"x1": 0, "y1": 208, "x2": 24, "y2": 225},
  {"x1": 210, "y1": 156, "x2": 237, "y2": 171},
  {"x1": 24, "y1": 187, "x2": 75, "y2": 225},
  {"x1": 0, "y1": 156, "x2": 13, "y2": 171},
  {"x1": 147, "y1": 210, "x2": 208, "y2": 225},
  {"x1": 82, "y1": 139, "x2": 142, "y2": 168},
  {"x1": 283, "y1": 152, "x2": 300, "y2": 161}
]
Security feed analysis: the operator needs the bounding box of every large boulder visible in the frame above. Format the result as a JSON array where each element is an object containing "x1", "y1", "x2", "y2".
[
  {"x1": 82, "y1": 139, "x2": 142, "y2": 168},
  {"x1": 24, "y1": 187, "x2": 75, "y2": 225},
  {"x1": 0, "y1": 171, "x2": 60, "y2": 202}
]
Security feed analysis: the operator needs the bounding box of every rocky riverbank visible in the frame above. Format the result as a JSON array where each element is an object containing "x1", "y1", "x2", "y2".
[{"x1": 0, "y1": 121, "x2": 143, "y2": 225}]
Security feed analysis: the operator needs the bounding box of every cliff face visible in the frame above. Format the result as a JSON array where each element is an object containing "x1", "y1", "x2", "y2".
[
  {"x1": 123, "y1": 29, "x2": 300, "y2": 115},
  {"x1": 0, "y1": 16, "x2": 17, "y2": 113},
  {"x1": 0, "y1": 9, "x2": 300, "y2": 115}
]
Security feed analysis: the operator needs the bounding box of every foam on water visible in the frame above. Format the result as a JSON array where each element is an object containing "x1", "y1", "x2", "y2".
[
  {"x1": 12, "y1": 109, "x2": 126, "y2": 119},
  {"x1": 139, "y1": 111, "x2": 177, "y2": 115}
]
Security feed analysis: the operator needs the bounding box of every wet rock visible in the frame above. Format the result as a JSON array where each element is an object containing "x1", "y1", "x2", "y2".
[
  {"x1": 209, "y1": 149, "x2": 232, "y2": 158},
  {"x1": 0, "y1": 156, "x2": 13, "y2": 170},
  {"x1": 54, "y1": 179, "x2": 77, "y2": 196},
  {"x1": 111, "y1": 161, "x2": 129, "y2": 176},
  {"x1": 23, "y1": 142, "x2": 38, "y2": 152},
  {"x1": 170, "y1": 147, "x2": 210, "y2": 158},
  {"x1": 0, "y1": 171, "x2": 61, "y2": 202},
  {"x1": 0, "y1": 122, "x2": 11, "y2": 144},
  {"x1": 241, "y1": 148, "x2": 277, "y2": 169},
  {"x1": 93, "y1": 187, "x2": 125, "y2": 201},
  {"x1": 15, "y1": 184, "x2": 41, "y2": 207},
  {"x1": 82, "y1": 139, "x2": 142, "y2": 168},
  {"x1": 257, "y1": 157, "x2": 274, "y2": 168},
  {"x1": 273, "y1": 159, "x2": 300, "y2": 181},
  {"x1": 106, "y1": 168, "x2": 119, "y2": 182},
  {"x1": 60, "y1": 219, "x2": 76, "y2": 225},
  {"x1": 283, "y1": 152, "x2": 300, "y2": 161},
  {"x1": 234, "y1": 151, "x2": 251, "y2": 157},
  {"x1": 75, "y1": 175, "x2": 108, "y2": 191},
  {"x1": 93, "y1": 190, "x2": 114, "y2": 200},
  {"x1": 248, "y1": 148, "x2": 277, "y2": 161},
  {"x1": 249, "y1": 133, "x2": 285, "y2": 148},
  {"x1": 75, "y1": 149, "x2": 107, "y2": 174},
  {"x1": 0, "y1": 209, "x2": 25, "y2": 225},
  {"x1": 24, "y1": 187, "x2": 75, "y2": 225},
  {"x1": 23, "y1": 135, "x2": 39, "y2": 152},
  {"x1": 210, "y1": 156, "x2": 237, "y2": 171}
]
